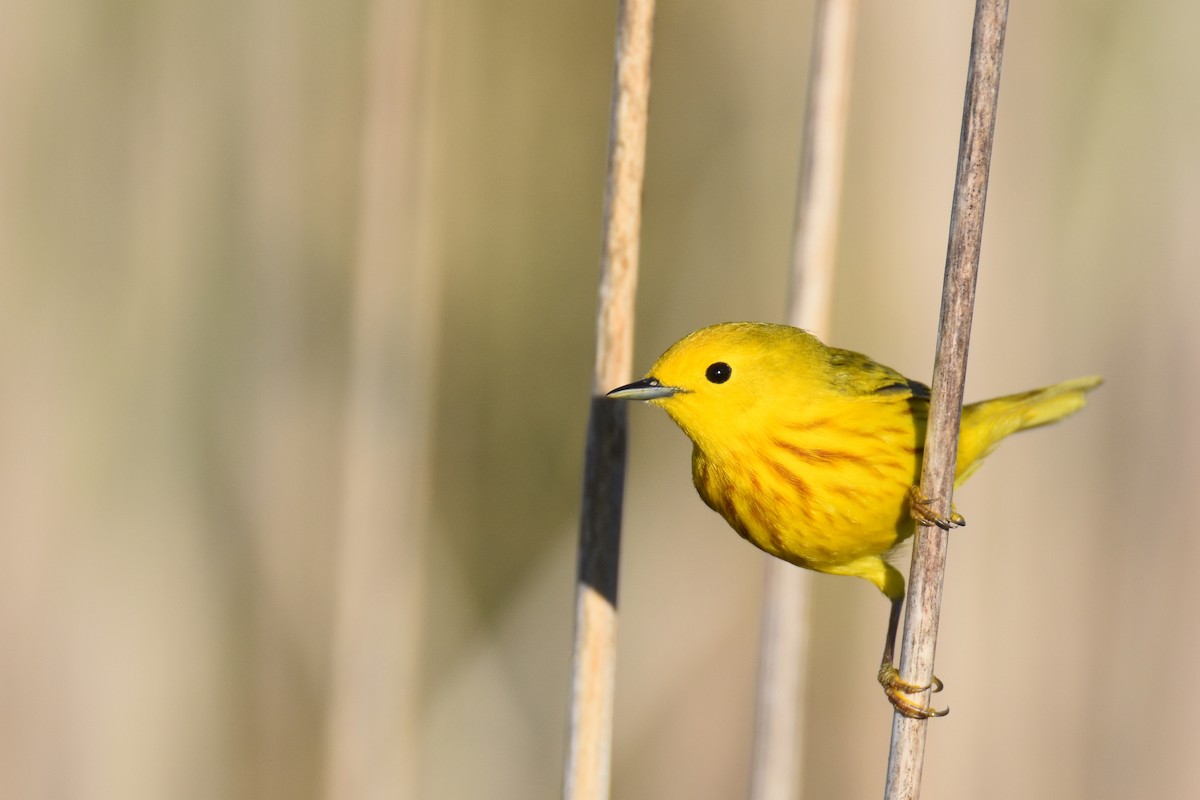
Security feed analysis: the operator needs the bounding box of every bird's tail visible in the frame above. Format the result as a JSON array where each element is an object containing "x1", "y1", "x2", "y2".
[{"x1": 955, "y1": 375, "x2": 1103, "y2": 484}]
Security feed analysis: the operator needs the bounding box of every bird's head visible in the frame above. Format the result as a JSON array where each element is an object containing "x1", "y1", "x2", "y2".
[{"x1": 607, "y1": 322, "x2": 831, "y2": 449}]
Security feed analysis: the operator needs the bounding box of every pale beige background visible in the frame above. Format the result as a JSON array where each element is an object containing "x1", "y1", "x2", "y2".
[{"x1": 0, "y1": 1, "x2": 1191, "y2": 798}]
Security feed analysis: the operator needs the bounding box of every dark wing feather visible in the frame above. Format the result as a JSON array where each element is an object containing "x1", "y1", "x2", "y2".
[{"x1": 827, "y1": 347, "x2": 930, "y2": 399}]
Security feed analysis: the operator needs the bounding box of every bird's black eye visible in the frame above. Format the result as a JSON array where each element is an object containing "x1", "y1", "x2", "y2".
[{"x1": 705, "y1": 362, "x2": 732, "y2": 384}]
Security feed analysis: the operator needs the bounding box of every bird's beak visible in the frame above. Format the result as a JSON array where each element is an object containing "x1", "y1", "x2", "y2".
[{"x1": 606, "y1": 376, "x2": 680, "y2": 401}]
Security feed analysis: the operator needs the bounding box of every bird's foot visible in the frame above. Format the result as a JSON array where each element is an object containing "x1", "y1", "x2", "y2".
[
  {"x1": 878, "y1": 662, "x2": 948, "y2": 719},
  {"x1": 907, "y1": 485, "x2": 966, "y2": 530}
]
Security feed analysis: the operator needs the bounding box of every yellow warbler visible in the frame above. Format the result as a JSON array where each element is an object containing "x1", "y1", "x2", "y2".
[{"x1": 608, "y1": 322, "x2": 1101, "y2": 717}]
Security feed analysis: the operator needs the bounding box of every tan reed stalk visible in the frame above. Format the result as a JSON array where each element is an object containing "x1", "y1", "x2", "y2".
[
  {"x1": 563, "y1": 2, "x2": 657, "y2": 798},
  {"x1": 324, "y1": 0, "x2": 433, "y2": 797},
  {"x1": 750, "y1": 1, "x2": 859, "y2": 799},
  {"x1": 883, "y1": 1, "x2": 1010, "y2": 797}
]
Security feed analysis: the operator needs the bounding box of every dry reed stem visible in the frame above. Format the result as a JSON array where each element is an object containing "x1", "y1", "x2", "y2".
[
  {"x1": 884, "y1": 1, "x2": 1009, "y2": 797},
  {"x1": 564, "y1": 1, "x2": 656, "y2": 798},
  {"x1": 751, "y1": 2, "x2": 859, "y2": 799},
  {"x1": 785, "y1": 0, "x2": 859, "y2": 337},
  {"x1": 324, "y1": 0, "x2": 432, "y2": 797}
]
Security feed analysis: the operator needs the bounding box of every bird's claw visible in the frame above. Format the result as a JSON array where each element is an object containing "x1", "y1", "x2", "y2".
[
  {"x1": 907, "y1": 485, "x2": 966, "y2": 530},
  {"x1": 878, "y1": 662, "x2": 949, "y2": 719}
]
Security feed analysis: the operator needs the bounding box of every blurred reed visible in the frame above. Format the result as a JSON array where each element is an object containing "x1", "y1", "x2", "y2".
[
  {"x1": 751, "y1": 1, "x2": 858, "y2": 799},
  {"x1": 323, "y1": 0, "x2": 434, "y2": 798}
]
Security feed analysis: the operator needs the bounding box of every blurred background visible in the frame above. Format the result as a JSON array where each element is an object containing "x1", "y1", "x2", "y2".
[{"x1": 1, "y1": 0, "x2": 1196, "y2": 798}]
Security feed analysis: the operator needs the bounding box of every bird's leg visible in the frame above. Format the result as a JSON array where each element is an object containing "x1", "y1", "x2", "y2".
[
  {"x1": 907, "y1": 484, "x2": 966, "y2": 530},
  {"x1": 877, "y1": 595, "x2": 948, "y2": 719}
]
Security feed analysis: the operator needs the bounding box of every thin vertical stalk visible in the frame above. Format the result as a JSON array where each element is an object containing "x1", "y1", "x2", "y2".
[
  {"x1": 564, "y1": 2, "x2": 656, "y2": 799},
  {"x1": 883, "y1": 1, "x2": 1009, "y2": 798},
  {"x1": 785, "y1": 0, "x2": 859, "y2": 335},
  {"x1": 324, "y1": 0, "x2": 432, "y2": 798},
  {"x1": 751, "y1": 2, "x2": 858, "y2": 799}
]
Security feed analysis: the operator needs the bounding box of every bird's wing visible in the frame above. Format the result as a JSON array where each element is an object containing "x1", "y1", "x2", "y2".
[{"x1": 827, "y1": 347, "x2": 930, "y2": 399}]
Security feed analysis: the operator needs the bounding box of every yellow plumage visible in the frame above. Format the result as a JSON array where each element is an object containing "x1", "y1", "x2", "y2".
[{"x1": 608, "y1": 321, "x2": 1101, "y2": 716}]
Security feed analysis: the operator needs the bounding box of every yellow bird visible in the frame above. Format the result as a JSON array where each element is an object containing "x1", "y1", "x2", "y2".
[{"x1": 608, "y1": 322, "x2": 1101, "y2": 717}]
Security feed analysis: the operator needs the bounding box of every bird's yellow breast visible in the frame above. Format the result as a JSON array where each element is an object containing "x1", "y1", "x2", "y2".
[{"x1": 689, "y1": 394, "x2": 924, "y2": 573}]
